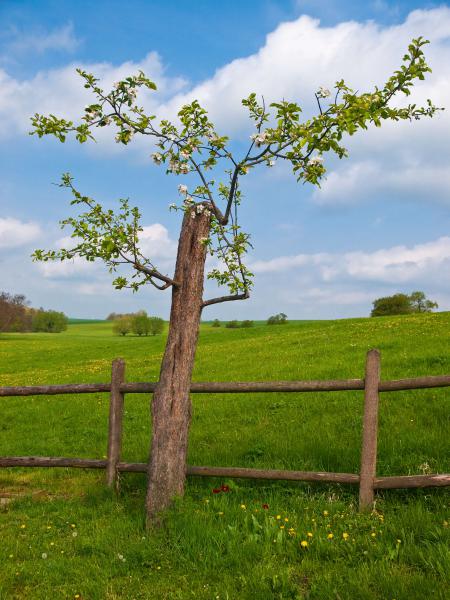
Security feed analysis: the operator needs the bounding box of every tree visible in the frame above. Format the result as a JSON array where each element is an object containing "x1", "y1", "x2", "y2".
[
  {"x1": 30, "y1": 38, "x2": 439, "y2": 526},
  {"x1": 267, "y1": 313, "x2": 288, "y2": 325},
  {"x1": 32, "y1": 309, "x2": 68, "y2": 332},
  {"x1": 211, "y1": 319, "x2": 221, "y2": 327},
  {"x1": 0, "y1": 292, "x2": 29, "y2": 333},
  {"x1": 371, "y1": 291, "x2": 438, "y2": 316},
  {"x1": 113, "y1": 317, "x2": 131, "y2": 336},
  {"x1": 409, "y1": 291, "x2": 438, "y2": 313},
  {"x1": 148, "y1": 316, "x2": 164, "y2": 336},
  {"x1": 131, "y1": 312, "x2": 151, "y2": 336}
]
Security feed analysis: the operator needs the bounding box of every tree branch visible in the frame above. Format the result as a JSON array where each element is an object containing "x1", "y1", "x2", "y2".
[{"x1": 202, "y1": 291, "x2": 249, "y2": 308}]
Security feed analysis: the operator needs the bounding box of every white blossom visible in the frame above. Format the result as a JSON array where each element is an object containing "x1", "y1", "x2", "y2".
[
  {"x1": 152, "y1": 152, "x2": 163, "y2": 165},
  {"x1": 41, "y1": 553, "x2": 48, "y2": 559},
  {"x1": 196, "y1": 204, "x2": 205, "y2": 214},
  {"x1": 179, "y1": 163, "x2": 190, "y2": 174},
  {"x1": 250, "y1": 131, "x2": 268, "y2": 147},
  {"x1": 178, "y1": 184, "x2": 188, "y2": 195},
  {"x1": 180, "y1": 150, "x2": 190, "y2": 159},
  {"x1": 308, "y1": 155, "x2": 324, "y2": 166},
  {"x1": 317, "y1": 86, "x2": 331, "y2": 99},
  {"x1": 169, "y1": 203, "x2": 177, "y2": 210},
  {"x1": 113, "y1": 81, "x2": 121, "y2": 90}
]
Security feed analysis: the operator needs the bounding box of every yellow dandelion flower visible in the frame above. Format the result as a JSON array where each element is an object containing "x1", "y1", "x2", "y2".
[
  {"x1": 284, "y1": 517, "x2": 289, "y2": 522},
  {"x1": 70, "y1": 524, "x2": 76, "y2": 529},
  {"x1": 217, "y1": 512, "x2": 224, "y2": 516},
  {"x1": 371, "y1": 532, "x2": 376, "y2": 537},
  {"x1": 327, "y1": 533, "x2": 334, "y2": 540},
  {"x1": 300, "y1": 540, "x2": 308, "y2": 548},
  {"x1": 280, "y1": 525, "x2": 285, "y2": 529},
  {"x1": 240, "y1": 504, "x2": 246, "y2": 510},
  {"x1": 396, "y1": 539, "x2": 401, "y2": 544},
  {"x1": 9, "y1": 554, "x2": 13, "y2": 558},
  {"x1": 342, "y1": 532, "x2": 349, "y2": 540},
  {"x1": 323, "y1": 510, "x2": 329, "y2": 516},
  {"x1": 20, "y1": 524, "x2": 26, "y2": 529},
  {"x1": 276, "y1": 515, "x2": 281, "y2": 520}
]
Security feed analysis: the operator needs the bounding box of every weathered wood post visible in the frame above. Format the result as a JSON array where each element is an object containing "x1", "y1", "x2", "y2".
[
  {"x1": 359, "y1": 349, "x2": 381, "y2": 511},
  {"x1": 106, "y1": 358, "x2": 126, "y2": 490}
]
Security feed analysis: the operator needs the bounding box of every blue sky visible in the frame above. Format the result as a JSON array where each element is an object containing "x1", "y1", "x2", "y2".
[{"x1": 1, "y1": 0, "x2": 449, "y2": 319}]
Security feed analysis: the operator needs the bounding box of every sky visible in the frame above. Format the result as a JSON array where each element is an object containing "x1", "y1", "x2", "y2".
[{"x1": 0, "y1": 0, "x2": 449, "y2": 320}]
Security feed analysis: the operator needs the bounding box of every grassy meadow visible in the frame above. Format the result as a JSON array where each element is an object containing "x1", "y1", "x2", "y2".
[{"x1": 0, "y1": 314, "x2": 449, "y2": 599}]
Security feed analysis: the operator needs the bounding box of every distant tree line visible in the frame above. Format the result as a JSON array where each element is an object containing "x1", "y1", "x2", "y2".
[
  {"x1": 210, "y1": 314, "x2": 288, "y2": 328},
  {"x1": 0, "y1": 291, "x2": 68, "y2": 333},
  {"x1": 371, "y1": 291, "x2": 438, "y2": 317},
  {"x1": 111, "y1": 311, "x2": 164, "y2": 336}
]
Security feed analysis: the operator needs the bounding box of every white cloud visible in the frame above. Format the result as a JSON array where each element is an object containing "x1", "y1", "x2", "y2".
[
  {"x1": 251, "y1": 236, "x2": 450, "y2": 285},
  {"x1": 6, "y1": 23, "x2": 81, "y2": 55},
  {"x1": 138, "y1": 223, "x2": 177, "y2": 262},
  {"x1": 0, "y1": 217, "x2": 41, "y2": 248}
]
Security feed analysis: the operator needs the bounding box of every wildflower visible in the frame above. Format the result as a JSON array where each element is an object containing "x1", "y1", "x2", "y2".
[
  {"x1": 46, "y1": 526, "x2": 52, "y2": 530},
  {"x1": 280, "y1": 525, "x2": 285, "y2": 529},
  {"x1": 72, "y1": 531, "x2": 78, "y2": 538},
  {"x1": 300, "y1": 540, "x2": 308, "y2": 548},
  {"x1": 323, "y1": 510, "x2": 329, "y2": 516},
  {"x1": 262, "y1": 504, "x2": 269, "y2": 510},
  {"x1": 276, "y1": 515, "x2": 281, "y2": 520},
  {"x1": 212, "y1": 488, "x2": 222, "y2": 494},
  {"x1": 317, "y1": 86, "x2": 331, "y2": 98},
  {"x1": 75, "y1": 595, "x2": 80, "y2": 599},
  {"x1": 342, "y1": 532, "x2": 349, "y2": 540},
  {"x1": 20, "y1": 524, "x2": 26, "y2": 529},
  {"x1": 371, "y1": 532, "x2": 376, "y2": 538},
  {"x1": 240, "y1": 504, "x2": 246, "y2": 510},
  {"x1": 284, "y1": 518, "x2": 289, "y2": 522},
  {"x1": 327, "y1": 533, "x2": 334, "y2": 540},
  {"x1": 70, "y1": 524, "x2": 76, "y2": 529},
  {"x1": 41, "y1": 553, "x2": 48, "y2": 559},
  {"x1": 9, "y1": 554, "x2": 13, "y2": 558},
  {"x1": 220, "y1": 485, "x2": 230, "y2": 492},
  {"x1": 307, "y1": 532, "x2": 313, "y2": 538},
  {"x1": 396, "y1": 539, "x2": 402, "y2": 544},
  {"x1": 152, "y1": 152, "x2": 163, "y2": 165},
  {"x1": 178, "y1": 184, "x2": 188, "y2": 195},
  {"x1": 217, "y1": 512, "x2": 224, "y2": 516}
]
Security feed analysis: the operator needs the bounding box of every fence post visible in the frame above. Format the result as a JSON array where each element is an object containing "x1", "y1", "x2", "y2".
[
  {"x1": 359, "y1": 349, "x2": 381, "y2": 511},
  {"x1": 106, "y1": 358, "x2": 126, "y2": 490}
]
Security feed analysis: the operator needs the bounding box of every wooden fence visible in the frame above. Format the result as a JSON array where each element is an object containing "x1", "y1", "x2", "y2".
[{"x1": 1, "y1": 350, "x2": 449, "y2": 510}]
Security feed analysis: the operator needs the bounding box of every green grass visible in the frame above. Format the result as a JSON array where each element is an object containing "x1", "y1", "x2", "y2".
[{"x1": 0, "y1": 314, "x2": 449, "y2": 599}]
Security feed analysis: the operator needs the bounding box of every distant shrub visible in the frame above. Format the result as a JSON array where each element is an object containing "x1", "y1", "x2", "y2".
[
  {"x1": 225, "y1": 320, "x2": 239, "y2": 329},
  {"x1": 148, "y1": 317, "x2": 164, "y2": 335},
  {"x1": 267, "y1": 313, "x2": 287, "y2": 325},
  {"x1": 211, "y1": 319, "x2": 221, "y2": 327},
  {"x1": 241, "y1": 320, "x2": 254, "y2": 328},
  {"x1": 32, "y1": 309, "x2": 68, "y2": 333},
  {"x1": 371, "y1": 291, "x2": 438, "y2": 317},
  {"x1": 113, "y1": 317, "x2": 131, "y2": 336},
  {"x1": 131, "y1": 312, "x2": 154, "y2": 336}
]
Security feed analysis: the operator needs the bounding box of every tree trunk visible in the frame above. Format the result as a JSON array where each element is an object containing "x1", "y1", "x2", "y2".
[{"x1": 145, "y1": 208, "x2": 211, "y2": 526}]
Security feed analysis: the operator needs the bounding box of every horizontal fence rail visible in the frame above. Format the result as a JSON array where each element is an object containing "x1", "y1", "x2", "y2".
[
  {"x1": 2, "y1": 374, "x2": 450, "y2": 397},
  {"x1": 1, "y1": 353, "x2": 449, "y2": 511}
]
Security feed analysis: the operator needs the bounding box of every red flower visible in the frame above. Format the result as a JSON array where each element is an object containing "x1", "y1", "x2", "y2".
[
  {"x1": 221, "y1": 485, "x2": 230, "y2": 493},
  {"x1": 262, "y1": 503, "x2": 269, "y2": 510},
  {"x1": 212, "y1": 488, "x2": 222, "y2": 494}
]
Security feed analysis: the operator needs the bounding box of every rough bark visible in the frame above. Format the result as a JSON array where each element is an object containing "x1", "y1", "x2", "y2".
[{"x1": 145, "y1": 208, "x2": 211, "y2": 526}]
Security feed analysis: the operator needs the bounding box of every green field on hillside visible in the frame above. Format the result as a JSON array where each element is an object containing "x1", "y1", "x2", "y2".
[{"x1": 0, "y1": 315, "x2": 449, "y2": 599}]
